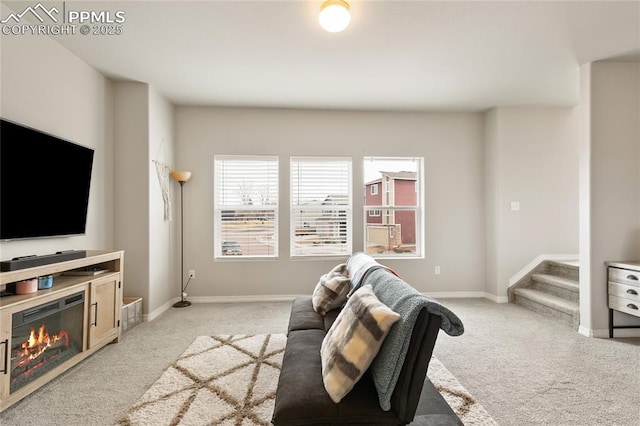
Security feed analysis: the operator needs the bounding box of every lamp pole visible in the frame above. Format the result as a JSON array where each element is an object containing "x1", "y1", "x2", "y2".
[{"x1": 172, "y1": 171, "x2": 192, "y2": 308}]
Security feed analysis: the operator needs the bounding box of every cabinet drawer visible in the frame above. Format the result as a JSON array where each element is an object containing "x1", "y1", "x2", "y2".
[
  {"x1": 609, "y1": 295, "x2": 640, "y2": 318},
  {"x1": 608, "y1": 267, "x2": 640, "y2": 286},
  {"x1": 608, "y1": 282, "x2": 640, "y2": 303}
]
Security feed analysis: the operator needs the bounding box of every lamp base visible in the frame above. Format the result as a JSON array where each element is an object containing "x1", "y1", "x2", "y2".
[{"x1": 173, "y1": 300, "x2": 192, "y2": 308}]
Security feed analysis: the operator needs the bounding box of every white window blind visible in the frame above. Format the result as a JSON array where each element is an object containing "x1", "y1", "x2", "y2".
[
  {"x1": 214, "y1": 156, "x2": 278, "y2": 258},
  {"x1": 290, "y1": 157, "x2": 352, "y2": 257}
]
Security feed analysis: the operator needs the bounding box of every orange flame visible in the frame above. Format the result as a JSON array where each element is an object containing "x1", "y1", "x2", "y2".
[{"x1": 20, "y1": 325, "x2": 69, "y2": 362}]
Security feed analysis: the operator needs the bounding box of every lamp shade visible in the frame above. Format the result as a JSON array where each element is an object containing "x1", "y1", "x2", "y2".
[
  {"x1": 319, "y1": 0, "x2": 350, "y2": 33},
  {"x1": 171, "y1": 170, "x2": 192, "y2": 183}
]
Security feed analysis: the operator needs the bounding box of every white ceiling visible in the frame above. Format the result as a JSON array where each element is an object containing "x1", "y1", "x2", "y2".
[{"x1": 8, "y1": 0, "x2": 640, "y2": 111}]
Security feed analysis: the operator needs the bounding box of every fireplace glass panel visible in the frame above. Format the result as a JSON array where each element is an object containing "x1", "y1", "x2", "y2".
[{"x1": 10, "y1": 291, "x2": 84, "y2": 393}]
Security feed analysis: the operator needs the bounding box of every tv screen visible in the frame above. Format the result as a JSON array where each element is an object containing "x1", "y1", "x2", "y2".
[{"x1": 1, "y1": 119, "x2": 95, "y2": 241}]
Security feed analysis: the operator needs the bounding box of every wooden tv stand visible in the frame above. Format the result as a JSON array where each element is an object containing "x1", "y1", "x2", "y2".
[{"x1": 0, "y1": 250, "x2": 124, "y2": 412}]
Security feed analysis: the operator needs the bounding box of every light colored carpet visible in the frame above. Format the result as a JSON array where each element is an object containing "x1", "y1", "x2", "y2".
[
  {"x1": 3, "y1": 300, "x2": 637, "y2": 425},
  {"x1": 427, "y1": 357, "x2": 496, "y2": 425},
  {"x1": 117, "y1": 335, "x2": 286, "y2": 426},
  {"x1": 117, "y1": 334, "x2": 495, "y2": 426}
]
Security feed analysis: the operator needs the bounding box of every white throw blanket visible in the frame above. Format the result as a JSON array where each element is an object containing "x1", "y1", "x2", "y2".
[{"x1": 346, "y1": 252, "x2": 398, "y2": 295}]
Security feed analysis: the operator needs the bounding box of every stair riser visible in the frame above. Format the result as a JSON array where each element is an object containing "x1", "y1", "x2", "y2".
[
  {"x1": 547, "y1": 263, "x2": 579, "y2": 282},
  {"x1": 515, "y1": 295, "x2": 579, "y2": 329},
  {"x1": 531, "y1": 281, "x2": 579, "y2": 303}
]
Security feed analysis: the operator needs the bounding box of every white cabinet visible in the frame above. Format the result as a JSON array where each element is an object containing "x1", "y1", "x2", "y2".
[{"x1": 606, "y1": 261, "x2": 640, "y2": 338}]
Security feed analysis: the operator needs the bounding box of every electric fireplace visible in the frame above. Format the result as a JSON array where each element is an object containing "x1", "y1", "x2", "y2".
[{"x1": 10, "y1": 291, "x2": 84, "y2": 393}]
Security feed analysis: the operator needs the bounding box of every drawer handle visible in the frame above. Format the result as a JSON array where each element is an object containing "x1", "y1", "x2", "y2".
[
  {"x1": 627, "y1": 289, "x2": 639, "y2": 295},
  {"x1": 627, "y1": 274, "x2": 639, "y2": 281},
  {"x1": 627, "y1": 303, "x2": 639, "y2": 310}
]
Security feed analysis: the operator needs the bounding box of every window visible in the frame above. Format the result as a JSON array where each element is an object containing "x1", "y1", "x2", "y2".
[
  {"x1": 291, "y1": 157, "x2": 352, "y2": 257},
  {"x1": 364, "y1": 157, "x2": 423, "y2": 257},
  {"x1": 214, "y1": 156, "x2": 278, "y2": 258},
  {"x1": 370, "y1": 183, "x2": 378, "y2": 195}
]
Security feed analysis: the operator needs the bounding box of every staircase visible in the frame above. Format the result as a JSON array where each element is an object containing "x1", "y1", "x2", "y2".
[{"x1": 508, "y1": 259, "x2": 580, "y2": 329}]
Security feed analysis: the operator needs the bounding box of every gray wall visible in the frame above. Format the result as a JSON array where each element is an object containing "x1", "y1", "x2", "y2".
[
  {"x1": 485, "y1": 107, "x2": 579, "y2": 298},
  {"x1": 579, "y1": 61, "x2": 640, "y2": 337},
  {"x1": 174, "y1": 107, "x2": 486, "y2": 299},
  {"x1": 0, "y1": 3, "x2": 114, "y2": 261},
  {"x1": 1, "y1": 12, "x2": 584, "y2": 319},
  {"x1": 0, "y1": 17, "x2": 178, "y2": 317},
  {"x1": 113, "y1": 82, "x2": 177, "y2": 318},
  {"x1": 148, "y1": 88, "x2": 177, "y2": 317},
  {"x1": 113, "y1": 82, "x2": 151, "y2": 312}
]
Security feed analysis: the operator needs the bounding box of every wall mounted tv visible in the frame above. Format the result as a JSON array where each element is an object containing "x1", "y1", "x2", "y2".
[{"x1": 1, "y1": 119, "x2": 95, "y2": 241}]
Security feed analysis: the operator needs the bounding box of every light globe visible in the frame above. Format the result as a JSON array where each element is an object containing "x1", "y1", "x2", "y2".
[{"x1": 319, "y1": 0, "x2": 350, "y2": 33}]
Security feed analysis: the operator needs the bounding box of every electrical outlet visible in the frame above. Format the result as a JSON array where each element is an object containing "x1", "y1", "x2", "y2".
[
  {"x1": 435, "y1": 266, "x2": 441, "y2": 275},
  {"x1": 188, "y1": 269, "x2": 195, "y2": 279}
]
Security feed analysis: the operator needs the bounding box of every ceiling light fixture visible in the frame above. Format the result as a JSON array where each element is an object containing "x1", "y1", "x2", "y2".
[{"x1": 319, "y1": 0, "x2": 350, "y2": 33}]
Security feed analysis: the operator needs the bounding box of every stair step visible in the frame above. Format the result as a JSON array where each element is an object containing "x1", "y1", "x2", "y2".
[
  {"x1": 547, "y1": 259, "x2": 579, "y2": 270},
  {"x1": 514, "y1": 288, "x2": 579, "y2": 316},
  {"x1": 546, "y1": 260, "x2": 579, "y2": 282},
  {"x1": 513, "y1": 287, "x2": 580, "y2": 329},
  {"x1": 531, "y1": 273, "x2": 579, "y2": 292}
]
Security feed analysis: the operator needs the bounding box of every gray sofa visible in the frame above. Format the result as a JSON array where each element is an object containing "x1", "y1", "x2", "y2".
[{"x1": 272, "y1": 258, "x2": 464, "y2": 425}]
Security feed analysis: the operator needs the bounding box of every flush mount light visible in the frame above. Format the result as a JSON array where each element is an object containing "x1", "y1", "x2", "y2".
[{"x1": 319, "y1": 0, "x2": 350, "y2": 33}]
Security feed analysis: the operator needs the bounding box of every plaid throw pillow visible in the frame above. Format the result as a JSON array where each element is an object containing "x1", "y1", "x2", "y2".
[
  {"x1": 320, "y1": 285, "x2": 400, "y2": 403},
  {"x1": 312, "y1": 263, "x2": 350, "y2": 315}
]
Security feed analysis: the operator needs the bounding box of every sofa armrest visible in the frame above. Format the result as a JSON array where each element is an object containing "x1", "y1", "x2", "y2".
[{"x1": 390, "y1": 309, "x2": 442, "y2": 422}]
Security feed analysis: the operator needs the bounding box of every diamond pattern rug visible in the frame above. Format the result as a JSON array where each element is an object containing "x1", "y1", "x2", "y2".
[
  {"x1": 118, "y1": 334, "x2": 496, "y2": 426},
  {"x1": 117, "y1": 334, "x2": 286, "y2": 426}
]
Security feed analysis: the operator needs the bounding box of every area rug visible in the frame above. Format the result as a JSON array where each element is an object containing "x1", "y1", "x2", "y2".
[
  {"x1": 427, "y1": 357, "x2": 497, "y2": 425},
  {"x1": 117, "y1": 334, "x2": 496, "y2": 426}
]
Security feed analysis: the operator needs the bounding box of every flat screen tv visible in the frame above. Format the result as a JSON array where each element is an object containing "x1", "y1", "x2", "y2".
[{"x1": 1, "y1": 119, "x2": 95, "y2": 241}]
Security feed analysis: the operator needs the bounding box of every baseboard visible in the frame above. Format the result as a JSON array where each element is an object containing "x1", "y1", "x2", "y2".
[
  {"x1": 482, "y1": 293, "x2": 509, "y2": 304},
  {"x1": 578, "y1": 325, "x2": 640, "y2": 338},
  {"x1": 162, "y1": 292, "x2": 504, "y2": 312},
  {"x1": 145, "y1": 299, "x2": 175, "y2": 322},
  {"x1": 187, "y1": 294, "x2": 303, "y2": 304},
  {"x1": 193, "y1": 293, "x2": 501, "y2": 303},
  {"x1": 425, "y1": 291, "x2": 508, "y2": 303}
]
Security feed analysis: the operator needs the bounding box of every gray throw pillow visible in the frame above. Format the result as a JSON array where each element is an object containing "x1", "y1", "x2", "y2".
[{"x1": 312, "y1": 263, "x2": 350, "y2": 315}]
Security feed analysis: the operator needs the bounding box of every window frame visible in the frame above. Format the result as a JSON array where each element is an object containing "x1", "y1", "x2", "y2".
[
  {"x1": 363, "y1": 157, "x2": 424, "y2": 259},
  {"x1": 290, "y1": 156, "x2": 353, "y2": 258},
  {"x1": 213, "y1": 155, "x2": 279, "y2": 260}
]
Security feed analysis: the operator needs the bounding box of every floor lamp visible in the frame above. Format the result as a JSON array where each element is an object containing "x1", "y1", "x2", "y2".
[{"x1": 171, "y1": 170, "x2": 192, "y2": 308}]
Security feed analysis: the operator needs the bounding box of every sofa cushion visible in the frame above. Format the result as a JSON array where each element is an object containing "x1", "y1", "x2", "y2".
[
  {"x1": 320, "y1": 285, "x2": 400, "y2": 403},
  {"x1": 312, "y1": 263, "x2": 350, "y2": 315},
  {"x1": 288, "y1": 297, "x2": 325, "y2": 333},
  {"x1": 273, "y1": 329, "x2": 403, "y2": 425}
]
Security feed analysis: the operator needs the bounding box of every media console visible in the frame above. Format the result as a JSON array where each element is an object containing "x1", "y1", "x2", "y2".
[{"x1": 0, "y1": 250, "x2": 124, "y2": 412}]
